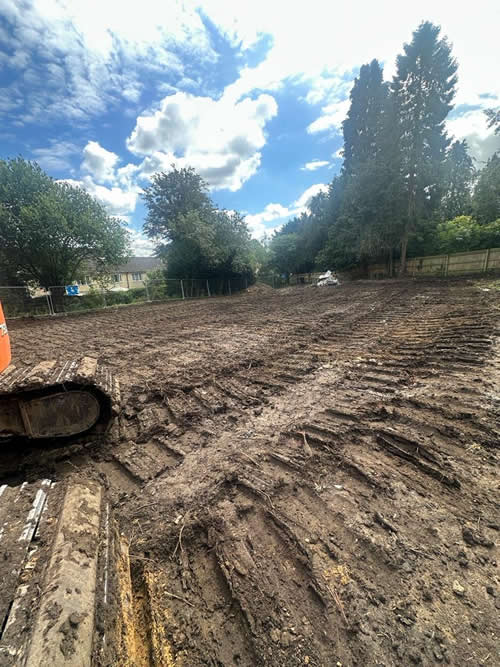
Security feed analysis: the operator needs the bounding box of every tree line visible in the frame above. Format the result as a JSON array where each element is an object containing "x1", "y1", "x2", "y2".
[{"x1": 268, "y1": 22, "x2": 500, "y2": 277}]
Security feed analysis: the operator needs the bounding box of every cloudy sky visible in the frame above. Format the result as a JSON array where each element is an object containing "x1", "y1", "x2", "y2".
[{"x1": 1, "y1": 0, "x2": 499, "y2": 254}]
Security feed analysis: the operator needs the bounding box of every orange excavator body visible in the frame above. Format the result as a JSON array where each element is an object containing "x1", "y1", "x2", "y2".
[{"x1": 0, "y1": 301, "x2": 11, "y2": 373}]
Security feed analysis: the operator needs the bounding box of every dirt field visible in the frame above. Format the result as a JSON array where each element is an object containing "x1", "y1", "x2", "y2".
[{"x1": 2, "y1": 279, "x2": 499, "y2": 666}]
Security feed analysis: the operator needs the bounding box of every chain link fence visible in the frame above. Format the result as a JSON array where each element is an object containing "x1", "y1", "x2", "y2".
[
  {"x1": 0, "y1": 277, "x2": 250, "y2": 319},
  {"x1": 0, "y1": 286, "x2": 53, "y2": 318}
]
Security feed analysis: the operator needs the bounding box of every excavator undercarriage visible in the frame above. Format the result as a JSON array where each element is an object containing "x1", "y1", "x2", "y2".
[
  {"x1": 0, "y1": 357, "x2": 120, "y2": 440},
  {"x1": 0, "y1": 308, "x2": 138, "y2": 665}
]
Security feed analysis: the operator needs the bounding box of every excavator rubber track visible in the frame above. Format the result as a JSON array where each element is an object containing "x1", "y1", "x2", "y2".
[{"x1": 0, "y1": 358, "x2": 120, "y2": 440}]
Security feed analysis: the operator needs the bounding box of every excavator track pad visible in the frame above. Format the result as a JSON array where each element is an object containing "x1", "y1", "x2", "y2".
[{"x1": 0, "y1": 358, "x2": 119, "y2": 440}]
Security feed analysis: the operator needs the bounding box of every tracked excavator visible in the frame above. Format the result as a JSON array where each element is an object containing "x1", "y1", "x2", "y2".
[{"x1": 0, "y1": 303, "x2": 144, "y2": 666}]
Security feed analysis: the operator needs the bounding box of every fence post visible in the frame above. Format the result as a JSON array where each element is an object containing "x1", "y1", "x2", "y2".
[
  {"x1": 444, "y1": 254, "x2": 449, "y2": 277},
  {"x1": 145, "y1": 282, "x2": 150, "y2": 302},
  {"x1": 206, "y1": 280, "x2": 211, "y2": 297},
  {"x1": 45, "y1": 293, "x2": 53, "y2": 316},
  {"x1": 228, "y1": 280, "x2": 231, "y2": 296},
  {"x1": 180, "y1": 279, "x2": 185, "y2": 300},
  {"x1": 102, "y1": 290, "x2": 106, "y2": 308},
  {"x1": 245, "y1": 278, "x2": 248, "y2": 290},
  {"x1": 483, "y1": 248, "x2": 490, "y2": 272}
]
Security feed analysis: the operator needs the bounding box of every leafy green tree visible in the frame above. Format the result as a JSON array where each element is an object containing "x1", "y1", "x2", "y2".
[
  {"x1": 142, "y1": 165, "x2": 213, "y2": 247},
  {"x1": 436, "y1": 215, "x2": 500, "y2": 253},
  {"x1": 248, "y1": 238, "x2": 270, "y2": 275},
  {"x1": 473, "y1": 153, "x2": 500, "y2": 224},
  {"x1": 392, "y1": 21, "x2": 458, "y2": 273},
  {"x1": 269, "y1": 233, "x2": 301, "y2": 275},
  {"x1": 440, "y1": 140, "x2": 475, "y2": 220},
  {"x1": 143, "y1": 166, "x2": 254, "y2": 280},
  {"x1": 145, "y1": 267, "x2": 166, "y2": 282},
  {"x1": 269, "y1": 192, "x2": 332, "y2": 276},
  {"x1": 0, "y1": 157, "x2": 130, "y2": 288},
  {"x1": 211, "y1": 210, "x2": 254, "y2": 278},
  {"x1": 329, "y1": 162, "x2": 405, "y2": 271}
]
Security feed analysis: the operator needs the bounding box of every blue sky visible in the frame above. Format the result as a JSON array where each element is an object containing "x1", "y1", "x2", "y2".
[{"x1": 1, "y1": 0, "x2": 499, "y2": 254}]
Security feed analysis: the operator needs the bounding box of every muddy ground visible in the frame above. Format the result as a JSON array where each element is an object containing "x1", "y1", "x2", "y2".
[{"x1": 2, "y1": 279, "x2": 499, "y2": 666}]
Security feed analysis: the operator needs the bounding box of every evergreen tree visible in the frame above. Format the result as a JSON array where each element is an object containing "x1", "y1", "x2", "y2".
[
  {"x1": 473, "y1": 153, "x2": 500, "y2": 223},
  {"x1": 392, "y1": 21, "x2": 458, "y2": 273},
  {"x1": 327, "y1": 59, "x2": 402, "y2": 270},
  {"x1": 440, "y1": 140, "x2": 475, "y2": 220},
  {"x1": 342, "y1": 59, "x2": 390, "y2": 176},
  {"x1": 485, "y1": 108, "x2": 500, "y2": 135}
]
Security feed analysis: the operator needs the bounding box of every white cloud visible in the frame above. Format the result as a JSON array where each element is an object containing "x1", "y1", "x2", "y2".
[
  {"x1": 125, "y1": 226, "x2": 155, "y2": 256},
  {"x1": 304, "y1": 76, "x2": 351, "y2": 106},
  {"x1": 301, "y1": 160, "x2": 329, "y2": 171},
  {"x1": 85, "y1": 180, "x2": 139, "y2": 217},
  {"x1": 31, "y1": 140, "x2": 80, "y2": 171},
  {"x1": 245, "y1": 203, "x2": 290, "y2": 237},
  {"x1": 293, "y1": 183, "x2": 329, "y2": 209},
  {"x1": 60, "y1": 175, "x2": 139, "y2": 218},
  {"x1": 0, "y1": 1, "x2": 215, "y2": 122},
  {"x1": 245, "y1": 183, "x2": 328, "y2": 238},
  {"x1": 204, "y1": 1, "x2": 500, "y2": 145},
  {"x1": 447, "y1": 109, "x2": 500, "y2": 163},
  {"x1": 127, "y1": 90, "x2": 278, "y2": 191},
  {"x1": 307, "y1": 100, "x2": 350, "y2": 134},
  {"x1": 4, "y1": 0, "x2": 498, "y2": 165},
  {"x1": 82, "y1": 141, "x2": 119, "y2": 183}
]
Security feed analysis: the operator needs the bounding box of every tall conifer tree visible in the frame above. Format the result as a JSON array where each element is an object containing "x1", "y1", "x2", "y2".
[
  {"x1": 392, "y1": 21, "x2": 457, "y2": 272},
  {"x1": 440, "y1": 140, "x2": 475, "y2": 220}
]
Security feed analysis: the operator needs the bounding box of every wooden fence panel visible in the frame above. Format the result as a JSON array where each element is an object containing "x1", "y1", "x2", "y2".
[
  {"x1": 447, "y1": 249, "x2": 486, "y2": 275},
  {"x1": 487, "y1": 247, "x2": 500, "y2": 270},
  {"x1": 370, "y1": 247, "x2": 500, "y2": 278}
]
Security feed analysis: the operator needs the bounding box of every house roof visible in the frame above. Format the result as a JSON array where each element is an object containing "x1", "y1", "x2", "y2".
[{"x1": 114, "y1": 257, "x2": 163, "y2": 273}]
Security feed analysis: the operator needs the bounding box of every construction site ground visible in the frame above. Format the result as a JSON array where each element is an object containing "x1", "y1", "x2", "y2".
[{"x1": 2, "y1": 278, "x2": 499, "y2": 666}]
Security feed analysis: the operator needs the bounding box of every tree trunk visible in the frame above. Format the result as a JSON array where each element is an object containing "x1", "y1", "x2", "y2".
[
  {"x1": 399, "y1": 230, "x2": 409, "y2": 276},
  {"x1": 400, "y1": 169, "x2": 416, "y2": 277},
  {"x1": 389, "y1": 248, "x2": 393, "y2": 277}
]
